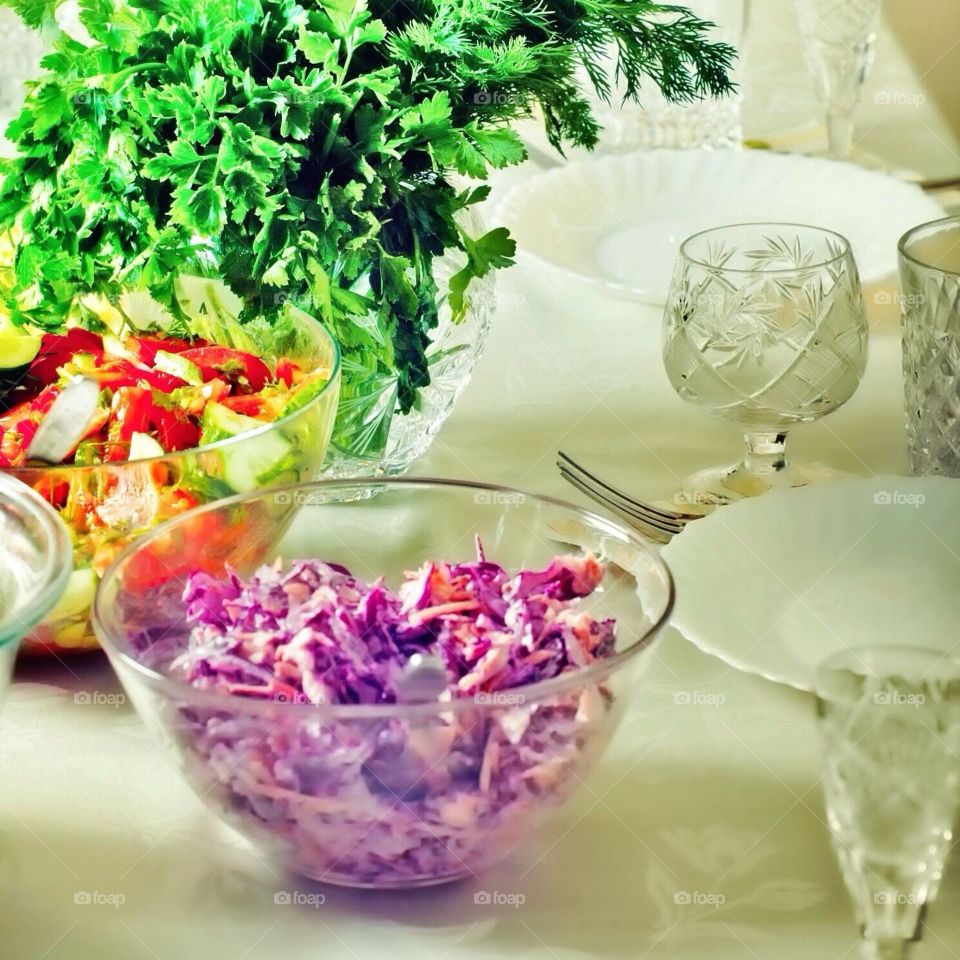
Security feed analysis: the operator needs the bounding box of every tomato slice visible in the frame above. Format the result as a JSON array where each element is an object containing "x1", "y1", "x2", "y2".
[{"x1": 178, "y1": 347, "x2": 271, "y2": 393}]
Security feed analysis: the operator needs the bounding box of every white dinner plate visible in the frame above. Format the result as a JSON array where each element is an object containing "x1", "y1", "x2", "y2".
[
  {"x1": 662, "y1": 477, "x2": 960, "y2": 692},
  {"x1": 496, "y1": 150, "x2": 944, "y2": 304}
]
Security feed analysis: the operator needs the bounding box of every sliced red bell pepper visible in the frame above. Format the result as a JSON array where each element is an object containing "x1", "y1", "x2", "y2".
[
  {"x1": 178, "y1": 347, "x2": 271, "y2": 393},
  {"x1": 110, "y1": 386, "x2": 154, "y2": 443},
  {"x1": 275, "y1": 357, "x2": 301, "y2": 388},
  {"x1": 0, "y1": 386, "x2": 63, "y2": 462},
  {"x1": 31, "y1": 474, "x2": 71, "y2": 510},
  {"x1": 27, "y1": 329, "x2": 104, "y2": 386},
  {"x1": 15, "y1": 419, "x2": 39, "y2": 450},
  {"x1": 151, "y1": 406, "x2": 199, "y2": 452},
  {"x1": 0, "y1": 384, "x2": 60, "y2": 428},
  {"x1": 219, "y1": 395, "x2": 267, "y2": 417}
]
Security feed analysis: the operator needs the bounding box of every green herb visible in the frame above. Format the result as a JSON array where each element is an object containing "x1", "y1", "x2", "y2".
[{"x1": 0, "y1": 0, "x2": 734, "y2": 454}]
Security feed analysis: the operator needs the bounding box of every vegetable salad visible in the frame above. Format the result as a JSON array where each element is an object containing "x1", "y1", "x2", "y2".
[
  {"x1": 1, "y1": 306, "x2": 338, "y2": 654},
  {"x1": 0, "y1": 328, "x2": 324, "y2": 468}
]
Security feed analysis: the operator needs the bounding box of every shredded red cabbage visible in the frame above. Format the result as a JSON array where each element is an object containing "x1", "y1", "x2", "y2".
[
  {"x1": 170, "y1": 543, "x2": 619, "y2": 887},
  {"x1": 175, "y1": 542, "x2": 616, "y2": 705}
]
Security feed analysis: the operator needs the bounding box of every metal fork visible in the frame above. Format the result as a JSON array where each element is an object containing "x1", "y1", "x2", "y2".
[{"x1": 557, "y1": 451, "x2": 704, "y2": 544}]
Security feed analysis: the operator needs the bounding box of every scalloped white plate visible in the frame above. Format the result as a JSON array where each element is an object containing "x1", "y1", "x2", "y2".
[
  {"x1": 496, "y1": 150, "x2": 944, "y2": 304},
  {"x1": 662, "y1": 477, "x2": 960, "y2": 692}
]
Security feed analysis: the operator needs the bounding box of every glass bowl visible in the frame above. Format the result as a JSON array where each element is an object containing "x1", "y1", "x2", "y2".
[
  {"x1": 6, "y1": 316, "x2": 340, "y2": 656},
  {"x1": 93, "y1": 479, "x2": 675, "y2": 889},
  {"x1": 0, "y1": 472, "x2": 72, "y2": 690}
]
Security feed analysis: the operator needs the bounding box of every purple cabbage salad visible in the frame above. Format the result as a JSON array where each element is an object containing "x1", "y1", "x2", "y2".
[{"x1": 169, "y1": 542, "x2": 620, "y2": 887}]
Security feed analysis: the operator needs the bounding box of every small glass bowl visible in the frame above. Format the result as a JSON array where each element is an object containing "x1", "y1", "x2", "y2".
[
  {"x1": 94, "y1": 479, "x2": 674, "y2": 889},
  {"x1": 0, "y1": 472, "x2": 72, "y2": 691}
]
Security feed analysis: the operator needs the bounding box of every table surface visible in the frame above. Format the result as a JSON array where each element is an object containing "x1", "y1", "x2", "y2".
[{"x1": 4, "y1": 4, "x2": 960, "y2": 960}]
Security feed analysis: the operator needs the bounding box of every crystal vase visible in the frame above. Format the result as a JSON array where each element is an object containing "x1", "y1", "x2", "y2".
[{"x1": 322, "y1": 210, "x2": 496, "y2": 479}]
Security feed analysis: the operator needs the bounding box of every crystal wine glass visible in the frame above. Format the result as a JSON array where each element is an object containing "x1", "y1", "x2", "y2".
[
  {"x1": 662, "y1": 223, "x2": 868, "y2": 506},
  {"x1": 816, "y1": 647, "x2": 960, "y2": 960},
  {"x1": 794, "y1": 0, "x2": 883, "y2": 159}
]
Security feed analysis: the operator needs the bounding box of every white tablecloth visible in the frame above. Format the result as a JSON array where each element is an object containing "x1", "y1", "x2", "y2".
[{"x1": 3, "y1": 3, "x2": 960, "y2": 958}]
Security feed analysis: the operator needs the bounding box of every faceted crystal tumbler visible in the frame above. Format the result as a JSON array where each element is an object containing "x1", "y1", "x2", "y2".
[{"x1": 898, "y1": 217, "x2": 960, "y2": 478}]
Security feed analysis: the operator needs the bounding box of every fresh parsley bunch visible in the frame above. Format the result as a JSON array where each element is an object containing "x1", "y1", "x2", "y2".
[{"x1": 0, "y1": 0, "x2": 734, "y2": 447}]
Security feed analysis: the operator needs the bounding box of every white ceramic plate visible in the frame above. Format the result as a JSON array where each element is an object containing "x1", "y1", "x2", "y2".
[
  {"x1": 662, "y1": 477, "x2": 960, "y2": 692},
  {"x1": 496, "y1": 150, "x2": 944, "y2": 304}
]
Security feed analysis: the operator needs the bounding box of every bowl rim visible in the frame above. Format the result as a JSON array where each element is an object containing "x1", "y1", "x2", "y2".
[
  {"x1": 0, "y1": 472, "x2": 73, "y2": 647},
  {"x1": 3, "y1": 316, "x2": 341, "y2": 477},
  {"x1": 93, "y1": 477, "x2": 676, "y2": 719},
  {"x1": 898, "y1": 215, "x2": 960, "y2": 277}
]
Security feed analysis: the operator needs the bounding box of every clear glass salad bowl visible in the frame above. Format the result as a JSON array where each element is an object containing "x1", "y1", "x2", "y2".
[
  {"x1": 0, "y1": 472, "x2": 72, "y2": 690},
  {"x1": 6, "y1": 316, "x2": 340, "y2": 656},
  {"x1": 93, "y1": 479, "x2": 674, "y2": 889}
]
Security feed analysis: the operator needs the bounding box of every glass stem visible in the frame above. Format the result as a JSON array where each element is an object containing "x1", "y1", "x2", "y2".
[
  {"x1": 827, "y1": 108, "x2": 855, "y2": 159},
  {"x1": 743, "y1": 432, "x2": 789, "y2": 476},
  {"x1": 860, "y1": 937, "x2": 910, "y2": 960}
]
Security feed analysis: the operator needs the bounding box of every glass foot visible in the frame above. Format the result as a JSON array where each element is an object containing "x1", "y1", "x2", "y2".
[{"x1": 677, "y1": 460, "x2": 857, "y2": 508}]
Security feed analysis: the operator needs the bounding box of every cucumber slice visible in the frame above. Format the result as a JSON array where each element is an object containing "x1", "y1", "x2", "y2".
[
  {"x1": 44, "y1": 568, "x2": 98, "y2": 624},
  {"x1": 224, "y1": 432, "x2": 293, "y2": 492},
  {"x1": 278, "y1": 373, "x2": 330, "y2": 418},
  {"x1": 0, "y1": 325, "x2": 41, "y2": 368},
  {"x1": 200, "y1": 401, "x2": 263, "y2": 445},
  {"x1": 201, "y1": 401, "x2": 292, "y2": 493},
  {"x1": 154, "y1": 350, "x2": 203, "y2": 386},
  {"x1": 129, "y1": 431, "x2": 164, "y2": 460}
]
